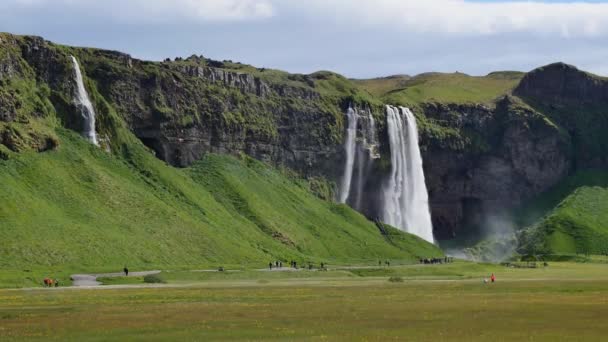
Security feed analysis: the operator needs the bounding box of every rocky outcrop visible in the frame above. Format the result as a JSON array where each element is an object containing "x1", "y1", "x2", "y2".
[
  {"x1": 514, "y1": 62, "x2": 608, "y2": 168},
  {"x1": 514, "y1": 62, "x2": 608, "y2": 107},
  {"x1": 419, "y1": 98, "x2": 570, "y2": 239}
]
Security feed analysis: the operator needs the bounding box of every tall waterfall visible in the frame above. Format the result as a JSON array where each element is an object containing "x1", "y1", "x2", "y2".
[
  {"x1": 383, "y1": 105, "x2": 434, "y2": 243},
  {"x1": 339, "y1": 107, "x2": 358, "y2": 203},
  {"x1": 70, "y1": 56, "x2": 98, "y2": 146}
]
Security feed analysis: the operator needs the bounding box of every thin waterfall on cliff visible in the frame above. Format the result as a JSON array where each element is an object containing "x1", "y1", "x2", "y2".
[
  {"x1": 70, "y1": 56, "x2": 98, "y2": 146},
  {"x1": 339, "y1": 107, "x2": 358, "y2": 203},
  {"x1": 383, "y1": 105, "x2": 434, "y2": 243}
]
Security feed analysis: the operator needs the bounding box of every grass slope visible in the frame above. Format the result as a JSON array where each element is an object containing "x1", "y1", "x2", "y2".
[
  {"x1": 356, "y1": 71, "x2": 523, "y2": 105},
  {"x1": 0, "y1": 129, "x2": 441, "y2": 287},
  {"x1": 513, "y1": 170, "x2": 608, "y2": 256},
  {"x1": 519, "y1": 186, "x2": 608, "y2": 256}
]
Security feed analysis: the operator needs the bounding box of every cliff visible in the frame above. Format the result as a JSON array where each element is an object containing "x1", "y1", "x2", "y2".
[{"x1": 0, "y1": 33, "x2": 601, "y2": 242}]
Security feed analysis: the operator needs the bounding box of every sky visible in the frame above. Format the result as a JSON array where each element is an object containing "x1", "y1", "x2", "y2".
[{"x1": 1, "y1": 0, "x2": 607, "y2": 78}]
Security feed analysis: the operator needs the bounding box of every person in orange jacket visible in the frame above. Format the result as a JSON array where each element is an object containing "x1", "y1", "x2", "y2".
[{"x1": 491, "y1": 273, "x2": 496, "y2": 283}]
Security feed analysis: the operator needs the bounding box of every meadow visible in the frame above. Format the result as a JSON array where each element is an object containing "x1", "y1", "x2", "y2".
[{"x1": 1, "y1": 261, "x2": 608, "y2": 341}]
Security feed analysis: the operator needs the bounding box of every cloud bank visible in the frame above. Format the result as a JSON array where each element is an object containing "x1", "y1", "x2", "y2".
[
  {"x1": 294, "y1": 0, "x2": 608, "y2": 37},
  {"x1": 0, "y1": 0, "x2": 607, "y2": 77},
  {"x1": 2, "y1": 0, "x2": 275, "y2": 22}
]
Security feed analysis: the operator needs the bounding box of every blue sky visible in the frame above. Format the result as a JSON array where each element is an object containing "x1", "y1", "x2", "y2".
[{"x1": 1, "y1": 0, "x2": 607, "y2": 78}]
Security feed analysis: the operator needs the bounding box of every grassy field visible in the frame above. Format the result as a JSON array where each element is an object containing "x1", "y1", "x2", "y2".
[
  {"x1": 1, "y1": 262, "x2": 608, "y2": 341},
  {"x1": 356, "y1": 71, "x2": 523, "y2": 105}
]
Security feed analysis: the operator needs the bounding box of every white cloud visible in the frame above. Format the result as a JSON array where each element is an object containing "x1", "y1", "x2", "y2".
[
  {"x1": 1, "y1": 0, "x2": 275, "y2": 22},
  {"x1": 285, "y1": 0, "x2": 608, "y2": 38}
]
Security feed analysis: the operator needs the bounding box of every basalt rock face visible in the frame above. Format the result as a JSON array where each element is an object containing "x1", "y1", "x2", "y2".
[
  {"x1": 419, "y1": 98, "x2": 571, "y2": 239},
  {"x1": 63, "y1": 45, "x2": 348, "y2": 178},
  {"x1": 0, "y1": 34, "x2": 593, "y2": 240},
  {"x1": 514, "y1": 63, "x2": 608, "y2": 168},
  {"x1": 514, "y1": 62, "x2": 608, "y2": 107}
]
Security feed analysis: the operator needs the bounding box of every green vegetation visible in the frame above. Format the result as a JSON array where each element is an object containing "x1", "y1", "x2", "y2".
[
  {"x1": 519, "y1": 186, "x2": 608, "y2": 256},
  {"x1": 352, "y1": 75, "x2": 411, "y2": 97},
  {"x1": 513, "y1": 170, "x2": 608, "y2": 256},
  {"x1": 0, "y1": 33, "x2": 445, "y2": 289},
  {"x1": 0, "y1": 127, "x2": 441, "y2": 287},
  {"x1": 2, "y1": 262, "x2": 608, "y2": 340},
  {"x1": 356, "y1": 71, "x2": 523, "y2": 105}
]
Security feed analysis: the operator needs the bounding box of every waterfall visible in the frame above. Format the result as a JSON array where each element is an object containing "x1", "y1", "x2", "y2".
[
  {"x1": 70, "y1": 56, "x2": 98, "y2": 146},
  {"x1": 339, "y1": 107, "x2": 358, "y2": 203},
  {"x1": 382, "y1": 105, "x2": 434, "y2": 243}
]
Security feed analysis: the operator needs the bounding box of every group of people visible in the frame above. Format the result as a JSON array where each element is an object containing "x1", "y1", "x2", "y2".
[
  {"x1": 268, "y1": 260, "x2": 326, "y2": 270},
  {"x1": 43, "y1": 277, "x2": 59, "y2": 287},
  {"x1": 378, "y1": 260, "x2": 391, "y2": 266},
  {"x1": 419, "y1": 257, "x2": 454, "y2": 264}
]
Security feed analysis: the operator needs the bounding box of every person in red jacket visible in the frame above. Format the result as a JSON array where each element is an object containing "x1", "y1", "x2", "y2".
[{"x1": 491, "y1": 273, "x2": 496, "y2": 283}]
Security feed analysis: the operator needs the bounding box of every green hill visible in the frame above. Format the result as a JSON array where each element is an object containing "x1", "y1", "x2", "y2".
[
  {"x1": 517, "y1": 171, "x2": 608, "y2": 256},
  {"x1": 355, "y1": 71, "x2": 524, "y2": 105},
  {"x1": 0, "y1": 127, "x2": 441, "y2": 286}
]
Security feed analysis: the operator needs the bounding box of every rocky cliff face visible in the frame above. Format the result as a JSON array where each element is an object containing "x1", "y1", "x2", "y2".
[
  {"x1": 515, "y1": 62, "x2": 608, "y2": 107},
  {"x1": 0, "y1": 34, "x2": 593, "y2": 241},
  {"x1": 514, "y1": 62, "x2": 608, "y2": 168},
  {"x1": 419, "y1": 99, "x2": 570, "y2": 239}
]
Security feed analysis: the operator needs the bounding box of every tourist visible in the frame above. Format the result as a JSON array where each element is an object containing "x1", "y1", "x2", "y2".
[
  {"x1": 124, "y1": 266, "x2": 129, "y2": 276},
  {"x1": 491, "y1": 273, "x2": 496, "y2": 283},
  {"x1": 269, "y1": 262, "x2": 273, "y2": 270}
]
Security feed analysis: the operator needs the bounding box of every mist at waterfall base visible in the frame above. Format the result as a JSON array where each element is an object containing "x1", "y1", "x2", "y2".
[
  {"x1": 339, "y1": 105, "x2": 434, "y2": 243},
  {"x1": 70, "y1": 56, "x2": 98, "y2": 146},
  {"x1": 453, "y1": 213, "x2": 518, "y2": 263}
]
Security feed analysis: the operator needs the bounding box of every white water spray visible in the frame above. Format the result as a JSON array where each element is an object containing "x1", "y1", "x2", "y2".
[
  {"x1": 382, "y1": 105, "x2": 434, "y2": 243},
  {"x1": 339, "y1": 107, "x2": 358, "y2": 203},
  {"x1": 70, "y1": 56, "x2": 98, "y2": 146}
]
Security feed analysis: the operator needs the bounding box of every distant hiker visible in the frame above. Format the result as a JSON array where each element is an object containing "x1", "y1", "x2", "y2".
[
  {"x1": 279, "y1": 261, "x2": 282, "y2": 268},
  {"x1": 124, "y1": 267, "x2": 129, "y2": 276},
  {"x1": 275, "y1": 261, "x2": 279, "y2": 268},
  {"x1": 54, "y1": 279, "x2": 59, "y2": 287},
  {"x1": 379, "y1": 260, "x2": 382, "y2": 266},
  {"x1": 320, "y1": 262, "x2": 324, "y2": 270},
  {"x1": 269, "y1": 262, "x2": 273, "y2": 270},
  {"x1": 294, "y1": 261, "x2": 297, "y2": 269},
  {"x1": 490, "y1": 273, "x2": 496, "y2": 283}
]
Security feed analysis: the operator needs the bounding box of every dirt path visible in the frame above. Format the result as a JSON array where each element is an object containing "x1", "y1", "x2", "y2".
[{"x1": 70, "y1": 270, "x2": 161, "y2": 287}]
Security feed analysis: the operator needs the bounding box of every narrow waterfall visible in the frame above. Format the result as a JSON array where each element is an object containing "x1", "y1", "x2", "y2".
[
  {"x1": 382, "y1": 105, "x2": 434, "y2": 243},
  {"x1": 70, "y1": 56, "x2": 98, "y2": 146},
  {"x1": 339, "y1": 107, "x2": 358, "y2": 203}
]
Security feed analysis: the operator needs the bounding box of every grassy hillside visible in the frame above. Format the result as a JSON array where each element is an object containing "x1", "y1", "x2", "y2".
[
  {"x1": 513, "y1": 170, "x2": 608, "y2": 256},
  {"x1": 519, "y1": 185, "x2": 608, "y2": 256},
  {"x1": 0, "y1": 127, "x2": 441, "y2": 286},
  {"x1": 356, "y1": 71, "x2": 523, "y2": 105},
  {"x1": 352, "y1": 75, "x2": 411, "y2": 97}
]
